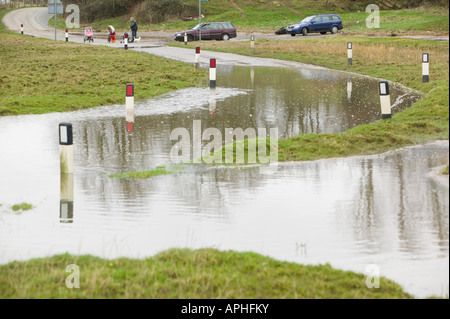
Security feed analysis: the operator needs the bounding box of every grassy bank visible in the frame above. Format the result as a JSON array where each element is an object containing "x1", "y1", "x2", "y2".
[
  {"x1": 174, "y1": 36, "x2": 449, "y2": 162},
  {"x1": 0, "y1": 10, "x2": 206, "y2": 116},
  {"x1": 0, "y1": 248, "x2": 413, "y2": 298}
]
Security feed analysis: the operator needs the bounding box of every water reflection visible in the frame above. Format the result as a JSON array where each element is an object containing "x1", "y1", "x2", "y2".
[{"x1": 60, "y1": 173, "x2": 74, "y2": 224}]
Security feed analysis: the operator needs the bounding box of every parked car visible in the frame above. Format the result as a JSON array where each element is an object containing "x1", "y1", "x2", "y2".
[
  {"x1": 286, "y1": 14, "x2": 343, "y2": 36},
  {"x1": 174, "y1": 22, "x2": 237, "y2": 41}
]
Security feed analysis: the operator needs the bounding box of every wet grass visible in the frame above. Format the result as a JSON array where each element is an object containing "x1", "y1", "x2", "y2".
[
  {"x1": 440, "y1": 165, "x2": 449, "y2": 175},
  {"x1": 109, "y1": 166, "x2": 174, "y2": 179},
  {"x1": 0, "y1": 248, "x2": 414, "y2": 299},
  {"x1": 11, "y1": 203, "x2": 33, "y2": 212},
  {"x1": 0, "y1": 10, "x2": 206, "y2": 116},
  {"x1": 175, "y1": 37, "x2": 449, "y2": 162}
]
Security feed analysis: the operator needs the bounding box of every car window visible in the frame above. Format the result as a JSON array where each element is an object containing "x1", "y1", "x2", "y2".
[
  {"x1": 211, "y1": 23, "x2": 222, "y2": 30},
  {"x1": 332, "y1": 15, "x2": 340, "y2": 21},
  {"x1": 221, "y1": 22, "x2": 234, "y2": 29},
  {"x1": 201, "y1": 24, "x2": 211, "y2": 30},
  {"x1": 322, "y1": 16, "x2": 331, "y2": 22},
  {"x1": 312, "y1": 16, "x2": 322, "y2": 23}
]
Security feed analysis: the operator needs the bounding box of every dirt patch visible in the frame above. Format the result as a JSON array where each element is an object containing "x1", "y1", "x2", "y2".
[{"x1": 230, "y1": 0, "x2": 246, "y2": 18}]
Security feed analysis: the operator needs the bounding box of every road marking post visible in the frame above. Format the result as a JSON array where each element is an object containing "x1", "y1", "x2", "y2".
[
  {"x1": 210, "y1": 59, "x2": 217, "y2": 89},
  {"x1": 379, "y1": 81, "x2": 391, "y2": 119},
  {"x1": 250, "y1": 35, "x2": 255, "y2": 54},
  {"x1": 184, "y1": 32, "x2": 188, "y2": 45},
  {"x1": 124, "y1": 33, "x2": 128, "y2": 50},
  {"x1": 126, "y1": 83, "x2": 135, "y2": 133},
  {"x1": 21, "y1": 24, "x2": 23, "y2": 34},
  {"x1": 422, "y1": 53, "x2": 429, "y2": 83},
  {"x1": 195, "y1": 46, "x2": 200, "y2": 69},
  {"x1": 347, "y1": 42, "x2": 352, "y2": 65},
  {"x1": 65, "y1": 29, "x2": 68, "y2": 42},
  {"x1": 59, "y1": 123, "x2": 74, "y2": 174}
]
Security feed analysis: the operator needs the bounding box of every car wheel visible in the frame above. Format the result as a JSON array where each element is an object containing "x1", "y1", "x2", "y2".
[
  {"x1": 291, "y1": 33, "x2": 296, "y2": 37},
  {"x1": 302, "y1": 28, "x2": 308, "y2": 36},
  {"x1": 187, "y1": 35, "x2": 194, "y2": 42},
  {"x1": 320, "y1": 31, "x2": 327, "y2": 35},
  {"x1": 331, "y1": 26, "x2": 338, "y2": 34},
  {"x1": 222, "y1": 33, "x2": 230, "y2": 41}
]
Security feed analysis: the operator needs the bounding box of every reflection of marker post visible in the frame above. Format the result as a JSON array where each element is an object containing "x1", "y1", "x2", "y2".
[
  {"x1": 379, "y1": 81, "x2": 391, "y2": 119},
  {"x1": 124, "y1": 33, "x2": 128, "y2": 50},
  {"x1": 195, "y1": 46, "x2": 200, "y2": 69},
  {"x1": 65, "y1": 29, "x2": 68, "y2": 42},
  {"x1": 60, "y1": 172, "x2": 74, "y2": 224},
  {"x1": 210, "y1": 59, "x2": 216, "y2": 89},
  {"x1": 59, "y1": 123, "x2": 74, "y2": 174},
  {"x1": 184, "y1": 33, "x2": 188, "y2": 45},
  {"x1": 21, "y1": 24, "x2": 23, "y2": 34},
  {"x1": 250, "y1": 35, "x2": 255, "y2": 54},
  {"x1": 209, "y1": 87, "x2": 216, "y2": 117},
  {"x1": 422, "y1": 53, "x2": 429, "y2": 83},
  {"x1": 347, "y1": 77, "x2": 353, "y2": 100},
  {"x1": 347, "y1": 42, "x2": 352, "y2": 65},
  {"x1": 126, "y1": 83, "x2": 134, "y2": 133},
  {"x1": 250, "y1": 66, "x2": 255, "y2": 86}
]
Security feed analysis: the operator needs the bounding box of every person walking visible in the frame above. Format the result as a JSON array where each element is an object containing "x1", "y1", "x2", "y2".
[{"x1": 129, "y1": 17, "x2": 138, "y2": 43}]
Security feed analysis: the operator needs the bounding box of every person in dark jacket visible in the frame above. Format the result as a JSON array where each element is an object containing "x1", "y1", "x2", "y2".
[{"x1": 129, "y1": 17, "x2": 138, "y2": 42}]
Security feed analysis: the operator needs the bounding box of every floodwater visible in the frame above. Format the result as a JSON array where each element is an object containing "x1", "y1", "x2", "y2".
[{"x1": 0, "y1": 65, "x2": 448, "y2": 298}]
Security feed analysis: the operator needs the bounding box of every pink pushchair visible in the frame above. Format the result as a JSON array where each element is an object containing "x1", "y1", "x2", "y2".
[{"x1": 84, "y1": 27, "x2": 94, "y2": 43}]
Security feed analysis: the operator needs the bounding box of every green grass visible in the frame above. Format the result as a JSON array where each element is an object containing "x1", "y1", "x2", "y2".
[
  {"x1": 0, "y1": 248, "x2": 414, "y2": 298},
  {"x1": 109, "y1": 166, "x2": 175, "y2": 179},
  {"x1": 440, "y1": 165, "x2": 449, "y2": 175},
  {"x1": 11, "y1": 203, "x2": 33, "y2": 212},
  {"x1": 174, "y1": 36, "x2": 449, "y2": 162},
  {"x1": 0, "y1": 10, "x2": 206, "y2": 116}
]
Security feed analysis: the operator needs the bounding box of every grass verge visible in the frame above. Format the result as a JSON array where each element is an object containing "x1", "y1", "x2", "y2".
[
  {"x1": 0, "y1": 248, "x2": 413, "y2": 298},
  {"x1": 0, "y1": 10, "x2": 206, "y2": 116},
  {"x1": 109, "y1": 166, "x2": 176, "y2": 179},
  {"x1": 173, "y1": 36, "x2": 449, "y2": 162}
]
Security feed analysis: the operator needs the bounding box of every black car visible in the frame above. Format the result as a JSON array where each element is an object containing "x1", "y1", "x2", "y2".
[{"x1": 174, "y1": 22, "x2": 237, "y2": 41}]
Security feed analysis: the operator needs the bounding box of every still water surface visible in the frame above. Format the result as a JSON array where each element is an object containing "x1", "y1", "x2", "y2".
[{"x1": 0, "y1": 66, "x2": 447, "y2": 298}]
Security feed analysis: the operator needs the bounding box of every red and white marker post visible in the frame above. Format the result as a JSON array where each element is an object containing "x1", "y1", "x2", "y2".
[
  {"x1": 210, "y1": 59, "x2": 217, "y2": 89},
  {"x1": 124, "y1": 33, "x2": 128, "y2": 50},
  {"x1": 195, "y1": 47, "x2": 200, "y2": 69},
  {"x1": 126, "y1": 83, "x2": 134, "y2": 133},
  {"x1": 65, "y1": 29, "x2": 69, "y2": 42},
  {"x1": 21, "y1": 24, "x2": 23, "y2": 34}
]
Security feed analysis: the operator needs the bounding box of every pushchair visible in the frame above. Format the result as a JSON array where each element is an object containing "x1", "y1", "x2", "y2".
[{"x1": 84, "y1": 27, "x2": 94, "y2": 43}]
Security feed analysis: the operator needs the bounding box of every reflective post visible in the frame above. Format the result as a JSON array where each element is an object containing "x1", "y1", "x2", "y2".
[
  {"x1": 124, "y1": 33, "x2": 128, "y2": 50},
  {"x1": 251, "y1": 35, "x2": 255, "y2": 54},
  {"x1": 195, "y1": 46, "x2": 200, "y2": 69},
  {"x1": 347, "y1": 42, "x2": 352, "y2": 66},
  {"x1": 422, "y1": 53, "x2": 429, "y2": 83},
  {"x1": 59, "y1": 123, "x2": 74, "y2": 174},
  {"x1": 65, "y1": 29, "x2": 68, "y2": 42},
  {"x1": 126, "y1": 83, "x2": 134, "y2": 133},
  {"x1": 210, "y1": 58, "x2": 216, "y2": 89},
  {"x1": 21, "y1": 24, "x2": 23, "y2": 34},
  {"x1": 184, "y1": 32, "x2": 188, "y2": 45},
  {"x1": 379, "y1": 81, "x2": 391, "y2": 119}
]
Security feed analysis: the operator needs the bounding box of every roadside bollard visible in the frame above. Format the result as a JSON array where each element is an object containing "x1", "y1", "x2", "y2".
[
  {"x1": 347, "y1": 42, "x2": 352, "y2": 66},
  {"x1": 126, "y1": 83, "x2": 134, "y2": 133},
  {"x1": 21, "y1": 24, "x2": 23, "y2": 34},
  {"x1": 210, "y1": 59, "x2": 217, "y2": 89},
  {"x1": 195, "y1": 47, "x2": 200, "y2": 69},
  {"x1": 422, "y1": 53, "x2": 429, "y2": 83},
  {"x1": 379, "y1": 81, "x2": 391, "y2": 119},
  {"x1": 60, "y1": 172, "x2": 74, "y2": 224},
  {"x1": 184, "y1": 33, "x2": 188, "y2": 45},
  {"x1": 124, "y1": 33, "x2": 128, "y2": 50},
  {"x1": 59, "y1": 123, "x2": 74, "y2": 174},
  {"x1": 251, "y1": 35, "x2": 255, "y2": 54},
  {"x1": 65, "y1": 29, "x2": 68, "y2": 42}
]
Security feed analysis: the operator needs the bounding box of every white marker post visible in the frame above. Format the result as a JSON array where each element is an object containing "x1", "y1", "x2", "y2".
[
  {"x1": 59, "y1": 123, "x2": 74, "y2": 174},
  {"x1": 422, "y1": 53, "x2": 429, "y2": 83},
  {"x1": 126, "y1": 83, "x2": 134, "y2": 133},
  {"x1": 347, "y1": 42, "x2": 352, "y2": 66},
  {"x1": 210, "y1": 59, "x2": 217, "y2": 89},
  {"x1": 379, "y1": 81, "x2": 391, "y2": 119},
  {"x1": 21, "y1": 24, "x2": 23, "y2": 34},
  {"x1": 184, "y1": 32, "x2": 188, "y2": 45},
  {"x1": 195, "y1": 46, "x2": 200, "y2": 69},
  {"x1": 251, "y1": 35, "x2": 255, "y2": 54},
  {"x1": 65, "y1": 29, "x2": 68, "y2": 42},
  {"x1": 124, "y1": 33, "x2": 128, "y2": 50}
]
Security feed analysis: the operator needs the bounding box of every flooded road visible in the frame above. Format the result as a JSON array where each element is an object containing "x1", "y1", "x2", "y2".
[{"x1": 0, "y1": 65, "x2": 448, "y2": 298}]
